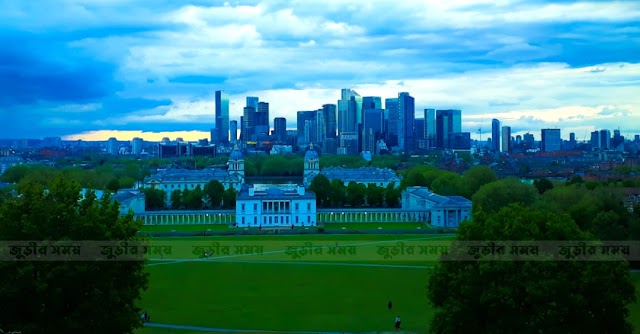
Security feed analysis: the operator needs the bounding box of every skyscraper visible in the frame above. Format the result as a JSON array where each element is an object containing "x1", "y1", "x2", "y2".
[
  {"x1": 131, "y1": 137, "x2": 143, "y2": 155},
  {"x1": 502, "y1": 126, "x2": 511, "y2": 154},
  {"x1": 591, "y1": 131, "x2": 600, "y2": 149},
  {"x1": 242, "y1": 107, "x2": 255, "y2": 142},
  {"x1": 107, "y1": 137, "x2": 118, "y2": 155},
  {"x1": 337, "y1": 89, "x2": 361, "y2": 134},
  {"x1": 363, "y1": 108, "x2": 384, "y2": 152},
  {"x1": 600, "y1": 129, "x2": 611, "y2": 150},
  {"x1": 491, "y1": 119, "x2": 501, "y2": 152},
  {"x1": 322, "y1": 104, "x2": 337, "y2": 139},
  {"x1": 230, "y1": 120, "x2": 238, "y2": 143},
  {"x1": 274, "y1": 117, "x2": 287, "y2": 143},
  {"x1": 541, "y1": 129, "x2": 561, "y2": 152},
  {"x1": 362, "y1": 96, "x2": 382, "y2": 110},
  {"x1": 255, "y1": 102, "x2": 270, "y2": 140},
  {"x1": 215, "y1": 90, "x2": 229, "y2": 144},
  {"x1": 398, "y1": 92, "x2": 415, "y2": 152},
  {"x1": 385, "y1": 98, "x2": 399, "y2": 148},
  {"x1": 424, "y1": 109, "x2": 436, "y2": 149},
  {"x1": 436, "y1": 109, "x2": 462, "y2": 149},
  {"x1": 297, "y1": 111, "x2": 317, "y2": 145},
  {"x1": 246, "y1": 97, "x2": 259, "y2": 110}
]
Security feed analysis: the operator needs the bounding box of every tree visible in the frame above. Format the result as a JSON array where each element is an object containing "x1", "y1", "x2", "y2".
[
  {"x1": 141, "y1": 188, "x2": 165, "y2": 210},
  {"x1": 0, "y1": 176, "x2": 149, "y2": 334},
  {"x1": 222, "y1": 188, "x2": 237, "y2": 209},
  {"x1": 428, "y1": 204, "x2": 636, "y2": 334},
  {"x1": 170, "y1": 189, "x2": 182, "y2": 209},
  {"x1": 330, "y1": 179, "x2": 347, "y2": 207},
  {"x1": 106, "y1": 178, "x2": 120, "y2": 192},
  {"x1": 385, "y1": 183, "x2": 401, "y2": 208},
  {"x1": 471, "y1": 178, "x2": 538, "y2": 214},
  {"x1": 366, "y1": 184, "x2": 384, "y2": 207},
  {"x1": 203, "y1": 180, "x2": 225, "y2": 208},
  {"x1": 533, "y1": 178, "x2": 554, "y2": 194},
  {"x1": 183, "y1": 185, "x2": 203, "y2": 210},
  {"x1": 430, "y1": 172, "x2": 463, "y2": 196},
  {"x1": 308, "y1": 174, "x2": 332, "y2": 207},
  {"x1": 346, "y1": 181, "x2": 366, "y2": 207},
  {"x1": 461, "y1": 165, "x2": 497, "y2": 198}
]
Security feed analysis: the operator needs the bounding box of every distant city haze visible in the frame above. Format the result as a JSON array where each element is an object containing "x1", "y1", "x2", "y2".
[{"x1": 0, "y1": 1, "x2": 638, "y2": 140}]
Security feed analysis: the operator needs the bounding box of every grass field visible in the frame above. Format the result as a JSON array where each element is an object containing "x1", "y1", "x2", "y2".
[{"x1": 136, "y1": 234, "x2": 640, "y2": 334}]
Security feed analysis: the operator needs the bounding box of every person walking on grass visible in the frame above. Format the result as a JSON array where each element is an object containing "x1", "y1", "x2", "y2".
[
  {"x1": 395, "y1": 316, "x2": 401, "y2": 329},
  {"x1": 388, "y1": 300, "x2": 393, "y2": 310}
]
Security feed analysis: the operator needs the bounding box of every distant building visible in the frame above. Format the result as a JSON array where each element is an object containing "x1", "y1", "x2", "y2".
[
  {"x1": 401, "y1": 187, "x2": 472, "y2": 228},
  {"x1": 270, "y1": 145, "x2": 293, "y2": 155},
  {"x1": 450, "y1": 132, "x2": 471, "y2": 150},
  {"x1": 113, "y1": 188, "x2": 146, "y2": 215},
  {"x1": 215, "y1": 90, "x2": 230, "y2": 144},
  {"x1": 303, "y1": 144, "x2": 320, "y2": 187},
  {"x1": 436, "y1": 109, "x2": 462, "y2": 149},
  {"x1": 143, "y1": 145, "x2": 244, "y2": 205},
  {"x1": 230, "y1": 120, "x2": 238, "y2": 143},
  {"x1": 338, "y1": 131, "x2": 358, "y2": 155},
  {"x1": 131, "y1": 137, "x2": 143, "y2": 155},
  {"x1": 424, "y1": 108, "x2": 436, "y2": 149},
  {"x1": 235, "y1": 184, "x2": 317, "y2": 227},
  {"x1": 273, "y1": 117, "x2": 287, "y2": 143},
  {"x1": 502, "y1": 126, "x2": 511, "y2": 154},
  {"x1": 600, "y1": 129, "x2": 611, "y2": 150},
  {"x1": 320, "y1": 167, "x2": 401, "y2": 188},
  {"x1": 107, "y1": 137, "x2": 119, "y2": 155},
  {"x1": 0, "y1": 156, "x2": 23, "y2": 174},
  {"x1": 541, "y1": 129, "x2": 561, "y2": 152},
  {"x1": 491, "y1": 119, "x2": 501, "y2": 152}
]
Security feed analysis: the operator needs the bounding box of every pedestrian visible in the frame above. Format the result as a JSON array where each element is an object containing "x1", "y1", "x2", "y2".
[
  {"x1": 388, "y1": 301, "x2": 393, "y2": 310},
  {"x1": 394, "y1": 316, "x2": 401, "y2": 329}
]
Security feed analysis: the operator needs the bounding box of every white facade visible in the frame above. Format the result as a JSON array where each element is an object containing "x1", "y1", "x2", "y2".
[
  {"x1": 113, "y1": 188, "x2": 146, "y2": 215},
  {"x1": 401, "y1": 186, "x2": 471, "y2": 227},
  {"x1": 236, "y1": 184, "x2": 317, "y2": 227},
  {"x1": 303, "y1": 144, "x2": 320, "y2": 187}
]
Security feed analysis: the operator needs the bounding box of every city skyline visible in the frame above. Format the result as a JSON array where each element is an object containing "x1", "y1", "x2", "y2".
[{"x1": 1, "y1": 1, "x2": 639, "y2": 141}]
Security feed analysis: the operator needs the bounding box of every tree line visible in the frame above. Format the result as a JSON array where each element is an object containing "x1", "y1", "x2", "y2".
[{"x1": 141, "y1": 180, "x2": 237, "y2": 211}]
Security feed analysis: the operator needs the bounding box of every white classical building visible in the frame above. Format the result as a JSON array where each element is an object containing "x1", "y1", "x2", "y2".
[
  {"x1": 143, "y1": 145, "x2": 244, "y2": 205},
  {"x1": 236, "y1": 184, "x2": 317, "y2": 227},
  {"x1": 113, "y1": 188, "x2": 146, "y2": 215},
  {"x1": 302, "y1": 144, "x2": 402, "y2": 188},
  {"x1": 401, "y1": 186, "x2": 472, "y2": 227}
]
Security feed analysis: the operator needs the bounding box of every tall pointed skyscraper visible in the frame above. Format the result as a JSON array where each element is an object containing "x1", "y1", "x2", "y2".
[{"x1": 215, "y1": 91, "x2": 229, "y2": 144}]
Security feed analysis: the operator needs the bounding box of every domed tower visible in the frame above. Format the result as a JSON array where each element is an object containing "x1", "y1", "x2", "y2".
[
  {"x1": 303, "y1": 143, "x2": 320, "y2": 188},
  {"x1": 228, "y1": 144, "x2": 245, "y2": 190}
]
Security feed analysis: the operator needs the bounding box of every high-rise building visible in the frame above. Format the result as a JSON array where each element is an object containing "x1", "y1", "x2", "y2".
[
  {"x1": 107, "y1": 137, "x2": 118, "y2": 155},
  {"x1": 255, "y1": 102, "x2": 270, "y2": 140},
  {"x1": 501, "y1": 126, "x2": 511, "y2": 154},
  {"x1": 414, "y1": 119, "x2": 425, "y2": 141},
  {"x1": 385, "y1": 98, "x2": 399, "y2": 148},
  {"x1": 363, "y1": 109, "x2": 384, "y2": 153},
  {"x1": 297, "y1": 111, "x2": 317, "y2": 146},
  {"x1": 242, "y1": 107, "x2": 255, "y2": 142},
  {"x1": 230, "y1": 120, "x2": 238, "y2": 143},
  {"x1": 322, "y1": 104, "x2": 337, "y2": 139},
  {"x1": 338, "y1": 89, "x2": 361, "y2": 135},
  {"x1": 600, "y1": 129, "x2": 611, "y2": 150},
  {"x1": 424, "y1": 109, "x2": 436, "y2": 149},
  {"x1": 541, "y1": 129, "x2": 561, "y2": 152},
  {"x1": 635, "y1": 135, "x2": 640, "y2": 142},
  {"x1": 491, "y1": 119, "x2": 501, "y2": 152},
  {"x1": 435, "y1": 109, "x2": 462, "y2": 149},
  {"x1": 362, "y1": 96, "x2": 382, "y2": 110},
  {"x1": 398, "y1": 92, "x2": 415, "y2": 152},
  {"x1": 591, "y1": 131, "x2": 600, "y2": 149},
  {"x1": 246, "y1": 97, "x2": 259, "y2": 110},
  {"x1": 131, "y1": 137, "x2": 143, "y2": 155},
  {"x1": 274, "y1": 117, "x2": 287, "y2": 143},
  {"x1": 450, "y1": 132, "x2": 471, "y2": 150},
  {"x1": 523, "y1": 133, "x2": 534, "y2": 149},
  {"x1": 215, "y1": 91, "x2": 229, "y2": 144}
]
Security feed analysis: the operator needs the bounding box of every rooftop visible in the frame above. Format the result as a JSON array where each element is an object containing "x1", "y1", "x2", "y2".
[
  {"x1": 404, "y1": 187, "x2": 472, "y2": 207},
  {"x1": 320, "y1": 167, "x2": 401, "y2": 181},
  {"x1": 113, "y1": 188, "x2": 144, "y2": 203},
  {"x1": 144, "y1": 168, "x2": 229, "y2": 183},
  {"x1": 237, "y1": 185, "x2": 316, "y2": 200}
]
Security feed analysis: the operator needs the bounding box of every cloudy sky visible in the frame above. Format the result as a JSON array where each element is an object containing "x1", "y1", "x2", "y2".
[{"x1": 1, "y1": 0, "x2": 639, "y2": 141}]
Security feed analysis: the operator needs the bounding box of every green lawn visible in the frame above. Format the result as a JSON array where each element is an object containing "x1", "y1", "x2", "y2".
[
  {"x1": 140, "y1": 224, "x2": 230, "y2": 233},
  {"x1": 135, "y1": 234, "x2": 640, "y2": 333},
  {"x1": 323, "y1": 222, "x2": 429, "y2": 230}
]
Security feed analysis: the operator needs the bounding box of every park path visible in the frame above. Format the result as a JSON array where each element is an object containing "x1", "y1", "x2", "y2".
[{"x1": 144, "y1": 322, "x2": 419, "y2": 334}]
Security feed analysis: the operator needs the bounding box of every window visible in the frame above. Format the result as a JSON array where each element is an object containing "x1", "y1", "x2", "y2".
[
  {"x1": 275, "y1": 216, "x2": 279, "y2": 224},
  {"x1": 253, "y1": 203, "x2": 257, "y2": 211},
  {"x1": 307, "y1": 216, "x2": 311, "y2": 223},
  {"x1": 241, "y1": 204, "x2": 245, "y2": 211},
  {"x1": 242, "y1": 217, "x2": 245, "y2": 224},
  {"x1": 295, "y1": 216, "x2": 299, "y2": 223},
  {"x1": 307, "y1": 203, "x2": 311, "y2": 210},
  {"x1": 295, "y1": 203, "x2": 299, "y2": 211},
  {"x1": 254, "y1": 217, "x2": 257, "y2": 224}
]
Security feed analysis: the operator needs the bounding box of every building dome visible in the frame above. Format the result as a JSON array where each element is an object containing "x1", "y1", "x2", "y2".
[
  {"x1": 305, "y1": 146, "x2": 319, "y2": 161},
  {"x1": 230, "y1": 146, "x2": 243, "y2": 160}
]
